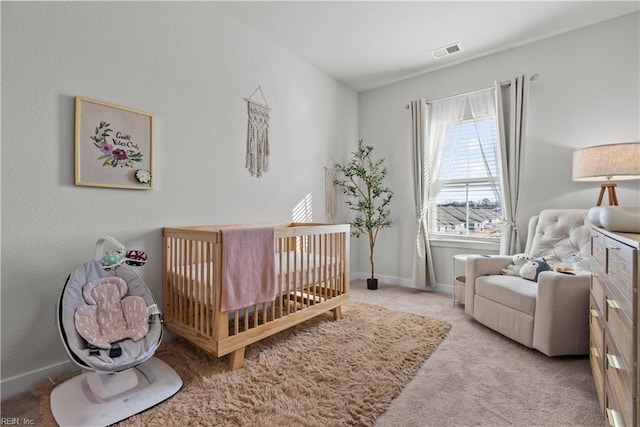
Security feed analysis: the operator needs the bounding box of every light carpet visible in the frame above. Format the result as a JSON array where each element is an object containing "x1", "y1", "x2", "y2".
[{"x1": 34, "y1": 301, "x2": 450, "y2": 426}]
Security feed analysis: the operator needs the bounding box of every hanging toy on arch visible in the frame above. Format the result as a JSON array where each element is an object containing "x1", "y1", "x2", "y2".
[{"x1": 95, "y1": 236, "x2": 148, "y2": 270}]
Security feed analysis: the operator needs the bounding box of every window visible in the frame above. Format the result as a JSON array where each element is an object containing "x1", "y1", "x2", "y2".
[{"x1": 426, "y1": 89, "x2": 502, "y2": 239}]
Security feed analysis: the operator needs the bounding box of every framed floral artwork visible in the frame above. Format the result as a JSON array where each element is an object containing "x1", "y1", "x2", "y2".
[{"x1": 75, "y1": 97, "x2": 154, "y2": 190}]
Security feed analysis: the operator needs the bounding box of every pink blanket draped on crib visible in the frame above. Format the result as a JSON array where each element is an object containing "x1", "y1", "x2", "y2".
[{"x1": 220, "y1": 227, "x2": 276, "y2": 312}]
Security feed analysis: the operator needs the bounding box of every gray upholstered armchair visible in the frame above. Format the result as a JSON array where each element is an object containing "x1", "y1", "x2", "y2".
[{"x1": 465, "y1": 209, "x2": 592, "y2": 356}]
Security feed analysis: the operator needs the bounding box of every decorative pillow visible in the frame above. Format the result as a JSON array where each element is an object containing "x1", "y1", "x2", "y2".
[{"x1": 519, "y1": 258, "x2": 551, "y2": 282}]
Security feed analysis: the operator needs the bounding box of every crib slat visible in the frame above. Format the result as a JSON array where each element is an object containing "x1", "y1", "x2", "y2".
[
  {"x1": 171, "y1": 237, "x2": 177, "y2": 320},
  {"x1": 325, "y1": 233, "x2": 330, "y2": 299},
  {"x1": 175, "y1": 238, "x2": 181, "y2": 319},
  {"x1": 183, "y1": 240, "x2": 188, "y2": 326},
  {"x1": 234, "y1": 311, "x2": 239, "y2": 335},
  {"x1": 278, "y1": 243, "x2": 283, "y2": 319},
  {"x1": 203, "y1": 241, "x2": 209, "y2": 337},
  {"x1": 164, "y1": 237, "x2": 171, "y2": 319},
  {"x1": 253, "y1": 304, "x2": 258, "y2": 328},
  {"x1": 285, "y1": 237, "x2": 291, "y2": 316},
  {"x1": 271, "y1": 286, "x2": 276, "y2": 322},
  {"x1": 330, "y1": 233, "x2": 335, "y2": 297},
  {"x1": 292, "y1": 248, "x2": 298, "y2": 313},
  {"x1": 321, "y1": 233, "x2": 327, "y2": 300},
  {"x1": 163, "y1": 236, "x2": 171, "y2": 320},
  {"x1": 325, "y1": 233, "x2": 331, "y2": 298},
  {"x1": 338, "y1": 232, "x2": 343, "y2": 294},
  {"x1": 173, "y1": 237, "x2": 177, "y2": 319},
  {"x1": 209, "y1": 241, "x2": 214, "y2": 336},
  {"x1": 316, "y1": 234, "x2": 322, "y2": 300},
  {"x1": 186, "y1": 240, "x2": 191, "y2": 328},
  {"x1": 312, "y1": 234, "x2": 318, "y2": 305},
  {"x1": 330, "y1": 233, "x2": 334, "y2": 297},
  {"x1": 198, "y1": 241, "x2": 204, "y2": 335},
  {"x1": 178, "y1": 238, "x2": 185, "y2": 325},
  {"x1": 331, "y1": 233, "x2": 337, "y2": 297},
  {"x1": 304, "y1": 245, "x2": 310, "y2": 308},
  {"x1": 193, "y1": 241, "x2": 199, "y2": 329},
  {"x1": 327, "y1": 233, "x2": 333, "y2": 298}
]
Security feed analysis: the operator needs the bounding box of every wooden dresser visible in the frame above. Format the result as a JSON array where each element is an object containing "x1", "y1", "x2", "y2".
[{"x1": 589, "y1": 227, "x2": 640, "y2": 427}]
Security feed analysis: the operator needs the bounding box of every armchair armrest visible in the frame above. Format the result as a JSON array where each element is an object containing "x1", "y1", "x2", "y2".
[
  {"x1": 464, "y1": 255, "x2": 512, "y2": 316},
  {"x1": 532, "y1": 270, "x2": 591, "y2": 356}
]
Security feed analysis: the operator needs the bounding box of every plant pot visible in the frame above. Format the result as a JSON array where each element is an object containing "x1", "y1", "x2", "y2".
[{"x1": 367, "y1": 278, "x2": 378, "y2": 290}]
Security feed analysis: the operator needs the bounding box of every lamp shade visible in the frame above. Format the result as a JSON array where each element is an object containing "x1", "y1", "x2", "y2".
[{"x1": 572, "y1": 142, "x2": 640, "y2": 182}]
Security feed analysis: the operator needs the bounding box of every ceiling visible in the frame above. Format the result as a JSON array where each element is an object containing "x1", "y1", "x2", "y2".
[{"x1": 214, "y1": 1, "x2": 640, "y2": 92}]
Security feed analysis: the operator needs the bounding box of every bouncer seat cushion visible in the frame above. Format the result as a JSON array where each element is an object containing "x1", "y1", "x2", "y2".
[{"x1": 75, "y1": 277, "x2": 150, "y2": 349}]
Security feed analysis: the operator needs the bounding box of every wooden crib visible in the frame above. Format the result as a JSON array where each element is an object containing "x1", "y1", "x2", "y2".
[{"x1": 163, "y1": 223, "x2": 350, "y2": 370}]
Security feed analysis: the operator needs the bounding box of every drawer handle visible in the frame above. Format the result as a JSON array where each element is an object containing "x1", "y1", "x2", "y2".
[
  {"x1": 591, "y1": 273, "x2": 600, "y2": 278},
  {"x1": 606, "y1": 245, "x2": 620, "y2": 251},
  {"x1": 606, "y1": 299, "x2": 621, "y2": 309},
  {"x1": 606, "y1": 408, "x2": 625, "y2": 427},
  {"x1": 606, "y1": 353, "x2": 622, "y2": 370},
  {"x1": 590, "y1": 309, "x2": 600, "y2": 318},
  {"x1": 590, "y1": 347, "x2": 599, "y2": 358}
]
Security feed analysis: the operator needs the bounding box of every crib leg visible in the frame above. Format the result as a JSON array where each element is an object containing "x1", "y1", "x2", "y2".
[
  {"x1": 332, "y1": 306, "x2": 343, "y2": 320},
  {"x1": 229, "y1": 347, "x2": 245, "y2": 371}
]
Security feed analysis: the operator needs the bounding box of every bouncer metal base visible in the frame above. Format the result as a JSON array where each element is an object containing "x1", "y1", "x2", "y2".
[{"x1": 50, "y1": 357, "x2": 182, "y2": 427}]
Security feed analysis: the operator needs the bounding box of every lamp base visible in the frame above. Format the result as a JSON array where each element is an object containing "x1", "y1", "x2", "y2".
[{"x1": 596, "y1": 183, "x2": 618, "y2": 206}]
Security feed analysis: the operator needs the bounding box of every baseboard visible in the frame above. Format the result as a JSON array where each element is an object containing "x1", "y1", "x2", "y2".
[
  {"x1": 350, "y1": 272, "x2": 452, "y2": 294},
  {"x1": 1, "y1": 360, "x2": 74, "y2": 399}
]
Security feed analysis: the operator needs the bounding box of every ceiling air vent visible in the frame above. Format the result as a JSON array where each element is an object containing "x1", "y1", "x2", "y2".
[{"x1": 431, "y1": 43, "x2": 462, "y2": 59}]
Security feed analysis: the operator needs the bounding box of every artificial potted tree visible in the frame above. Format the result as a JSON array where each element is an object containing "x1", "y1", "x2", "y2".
[{"x1": 335, "y1": 140, "x2": 393, "y2": 290}]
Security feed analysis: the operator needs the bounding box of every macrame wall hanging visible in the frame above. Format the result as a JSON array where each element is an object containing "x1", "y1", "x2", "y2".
[
  {"x1": 324, "y1": 165, "x2": 338, "y2": 222},
  {"x1": 244, "y1": 86, "x2": 271, "y2": 178}
]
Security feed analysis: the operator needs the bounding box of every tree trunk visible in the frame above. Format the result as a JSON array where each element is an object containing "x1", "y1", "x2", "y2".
[{"x1": 369, "y1": 231, "x2": 375, "y2": 279}]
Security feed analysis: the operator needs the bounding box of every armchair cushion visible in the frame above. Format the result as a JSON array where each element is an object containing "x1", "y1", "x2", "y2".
[
  {"x1": 526, "y1": 209, "x2": 591, "y2": 264},
  {"x1": 476, "y1": 275, "x2": 537, "y2": 315}
]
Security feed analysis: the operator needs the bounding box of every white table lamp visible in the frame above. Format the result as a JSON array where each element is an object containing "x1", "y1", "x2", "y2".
[{"x1": 572, "y1": 142, "x2": 640, "y2": 206}]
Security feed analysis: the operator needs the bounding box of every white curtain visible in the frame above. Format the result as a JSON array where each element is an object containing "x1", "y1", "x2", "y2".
[
  {"x1": 468, "y1": 88, "x2": 501, "y2": 204},
  {"x1": 410, "y1": 99, "x2": 435, "y2": 288},
  {"x1": 496, "y1": 75, "x2": 530, "y2": 255},
  {"x1": 410, "y1": 96, "x2": 467, "y2": 287}
]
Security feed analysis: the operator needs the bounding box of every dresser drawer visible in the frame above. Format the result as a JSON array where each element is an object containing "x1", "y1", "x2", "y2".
[
  {"x1": 590, "y1": 329, "x2": 605, "y2": 411},
  {"x1": 591, "y1": 230, "x2": 606, "y2": 269},
  {"x1": 591, "y1": 350, "x2": 605, "y2": 411},
  {"x1": 591, "y1": 275, "x2": 605, "y2": 313},
  {"x1": 606, "y1": 335, "x2": 634, "y2": 426},
  {"x1": 590, "y1": 296, "x2": 605, "y2": 349},
  {"x1": 605, "y1": 384, "x2": 628, "y2": 427},
  {"x1": 604, "y1": 236, "x2": 636, "y2": 299},
  {"x1": 604, "y1": 273, "x2": 633, "y2": 324},
  {"x1": 606, "y1": 295, "x2": 634, "y2": 375}
]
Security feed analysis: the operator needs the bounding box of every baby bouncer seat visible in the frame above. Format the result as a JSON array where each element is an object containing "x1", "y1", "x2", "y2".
[{"x1": 50, "y1": 237, "x2": 182, "y2": 426}]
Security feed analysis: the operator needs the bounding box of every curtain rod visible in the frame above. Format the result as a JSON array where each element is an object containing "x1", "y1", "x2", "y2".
[{"x1": 404, "y1": 73, "x2": 539, "y2": 109}]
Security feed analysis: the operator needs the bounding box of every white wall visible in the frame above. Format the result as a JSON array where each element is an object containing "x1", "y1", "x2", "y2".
[
  {"x1": 357, "y1": 12, "x2": 640, "y2": 286},
  {"x1": 0, "y1": 2, "x2": 357, "y2": 395}
]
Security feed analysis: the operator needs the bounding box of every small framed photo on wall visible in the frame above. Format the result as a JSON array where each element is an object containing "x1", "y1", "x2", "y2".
[{"x1": 75, "y1": 96, "x2": 154, "y2": 190}]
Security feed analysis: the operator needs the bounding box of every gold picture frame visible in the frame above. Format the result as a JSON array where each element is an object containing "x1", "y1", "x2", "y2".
[{"x1": 75, "y1": 96, "x2": 154, "y2": 190}]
